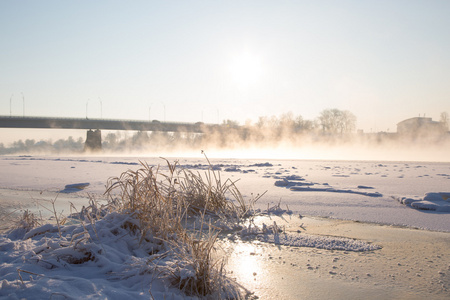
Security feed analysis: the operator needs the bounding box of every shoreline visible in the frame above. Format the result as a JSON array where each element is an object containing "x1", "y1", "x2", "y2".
[{"x1": 1, "y1": 188, "x2": 449, "y2": 299}]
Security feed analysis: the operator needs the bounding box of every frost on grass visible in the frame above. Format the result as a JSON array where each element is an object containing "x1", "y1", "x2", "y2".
[{"x1": 0, "y1": 157, "x2": 261, "y2": 299}]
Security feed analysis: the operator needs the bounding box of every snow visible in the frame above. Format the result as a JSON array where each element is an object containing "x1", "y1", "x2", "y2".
[
  {"x1": 394, "y1": 192, "x2": 450, "y2": 212},
  {"x1": 238, "y1": 220, "x2": 381, "y2": 251},
  {"x1": 0, "y1": 212, "x2": 203, "y2": 299},
  {"x1": 0, "y1": 155, "x2": 449, "y2": 299},
  {"x1": 1, "y1": 155, "x2": 449, "y2": 231}
]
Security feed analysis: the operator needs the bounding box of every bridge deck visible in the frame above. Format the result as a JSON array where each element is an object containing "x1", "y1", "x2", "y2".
[{"x1": 0, "y1": 116, "x2": 210, "y2": 133}]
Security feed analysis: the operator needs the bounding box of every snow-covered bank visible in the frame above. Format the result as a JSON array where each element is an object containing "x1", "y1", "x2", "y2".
[{"x1": 1, "y1": 212, "x2": 202, "y2": 299}]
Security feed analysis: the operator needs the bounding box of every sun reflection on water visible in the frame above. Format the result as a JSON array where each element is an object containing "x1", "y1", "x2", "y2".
[{"x1": 227, "y1": 241, "x2": 265, "y2": 289}]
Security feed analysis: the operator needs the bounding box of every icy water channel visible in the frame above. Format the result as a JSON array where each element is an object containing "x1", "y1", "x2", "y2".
[{"x1": 219, "y1": 215, "x2": 450, "y2": 300}]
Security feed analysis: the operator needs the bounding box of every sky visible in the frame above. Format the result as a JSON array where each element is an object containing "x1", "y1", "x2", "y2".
[{"x1": 1, "y1": 0, "x2": 450, "y2": 143}]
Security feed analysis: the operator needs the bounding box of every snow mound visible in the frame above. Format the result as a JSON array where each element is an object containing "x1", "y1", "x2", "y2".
[
  {"x1": 395, "y1": 192, "x2": 450, "y2": 212},
  {"x1": 0, "y1": 211, "x2": 238, "y2": 299}
]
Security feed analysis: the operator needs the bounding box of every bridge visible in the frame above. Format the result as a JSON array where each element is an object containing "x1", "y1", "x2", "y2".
[{"x1": 0, "y1": 116, "x2": 213, "y2": 150}]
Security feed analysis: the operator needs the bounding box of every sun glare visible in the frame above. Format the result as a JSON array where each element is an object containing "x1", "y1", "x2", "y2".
[{"x1": 229, "y1": 51, "x2": 263, "y2": 87}]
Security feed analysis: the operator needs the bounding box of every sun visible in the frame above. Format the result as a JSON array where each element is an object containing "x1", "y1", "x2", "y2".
[{"x1": 229, "y1": 51, "x2": 263, "y2": 87}]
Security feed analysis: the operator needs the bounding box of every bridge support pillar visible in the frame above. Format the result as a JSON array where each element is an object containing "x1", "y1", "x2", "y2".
[{"x1": 85, "y1": 129, "x2": 102, "y2": 151}]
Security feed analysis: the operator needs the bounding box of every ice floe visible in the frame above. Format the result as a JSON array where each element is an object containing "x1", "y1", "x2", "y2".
[{"x1": 395, "y1": 192, "x2": 450, "y2": 212}]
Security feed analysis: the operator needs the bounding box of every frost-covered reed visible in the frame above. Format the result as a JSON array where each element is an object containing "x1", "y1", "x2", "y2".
[{"x1": 102, "y1": 154, "x2": 260, "y2": 297}]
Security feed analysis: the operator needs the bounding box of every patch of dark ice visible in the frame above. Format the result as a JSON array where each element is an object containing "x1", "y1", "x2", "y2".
[
  {"x1": 60, "y1": 183, "x2": 90, "y2": 193},
  {"x1": 357, "y1": 185, "x2": 374, "y2": 189},
  {"x1": 436, "y1": 174, "x2": 450, "y2": 179},
  {"x1": 225, "y1": 166, "x2": 241, "y2": 172},
  {"x1": 289, "y1": 186, "x2": 382, "y2": 197},
  {"x1": 274, "y1": 180, "x2": 290, "y2": 187},
  {"x1": 249, "y1": 162, "x2": 273, "y2": 167},
  {"x1": 274, "y1": 180, "x2": 313, "y2": 187},
  {"x1": 273, "y1": 174, "x2": 382, "y2": 197},
  {"x1": 284, "y1": 175, "x2": 305, "y2": 181}
]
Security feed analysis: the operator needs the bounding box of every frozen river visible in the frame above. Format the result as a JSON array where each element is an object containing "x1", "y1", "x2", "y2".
[
  {"x1": 0, "y1": 155, "x2": 449, "y2": 231},
  {"x1": 1, "y1": 155, "x2": 449, "y2": 299}
]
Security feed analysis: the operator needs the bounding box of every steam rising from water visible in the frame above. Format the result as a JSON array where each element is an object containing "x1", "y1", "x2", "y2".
[
  {"x1": 1, "y1": 119, "x2": 449, "y2": 162},
  {"x1": 178, "y1": 141, "x2": 450, "y2": 162}
]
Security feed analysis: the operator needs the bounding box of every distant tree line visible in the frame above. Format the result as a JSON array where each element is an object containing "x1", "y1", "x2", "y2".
[
  {"x1": 1, "y1": 109, "x2": 448, "y2": 155},
  {"x1": 0, "y1": 137, "x2": 85, "y2": 155},
  {"x1": 199, "y1": 109, "x2": 357, "y2": 149}
]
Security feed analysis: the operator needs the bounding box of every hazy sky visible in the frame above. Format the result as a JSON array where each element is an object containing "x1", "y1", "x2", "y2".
[{"x1": 1, "y1": 0, "x2": 449, "y2": 135}]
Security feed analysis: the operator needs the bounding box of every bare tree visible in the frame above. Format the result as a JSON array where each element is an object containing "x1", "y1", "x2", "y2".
[
  {"x1": 440, "y1": 111, "x2": 449, "y2": 130},
  {"x1": 318, "y1": 109, "x2": 356, "y2": 135},
  {"x1": 340, "y1": 110, "x2": 357, "y2": 133}
]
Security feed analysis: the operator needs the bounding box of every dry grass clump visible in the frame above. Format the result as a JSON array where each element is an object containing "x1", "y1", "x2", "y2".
[
  {"x1": 105, "y1": 158, "x2": 255, "y2": 227},
  {"x1": 104, "y1": 155, "x2": 258, "y2": 298},
  {"x1": 15, "y1": 210, "x2": 41, "y2": 232}
]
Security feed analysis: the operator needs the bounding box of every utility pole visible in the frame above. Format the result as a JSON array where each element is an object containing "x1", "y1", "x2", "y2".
[
  {"x1": 99, "y1": 97, "x2": 102, "y2": 119},
  {"x1": 10, "y1": 94, "x2": 13, "y2": 117},
  {"x1": 149, "y1": 103, "x2": 152, "y2": 121},
  {"x1": 22, "y1": 92, "x2": 25, "y2": 117},
  {"x1": 160, "y1": 102, "x2": 166, "y2": 122}
]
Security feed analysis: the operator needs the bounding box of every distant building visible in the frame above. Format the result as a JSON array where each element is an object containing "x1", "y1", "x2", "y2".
[{"x1": 397, "y1": 117, "x2": 446, "y2": 138}]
